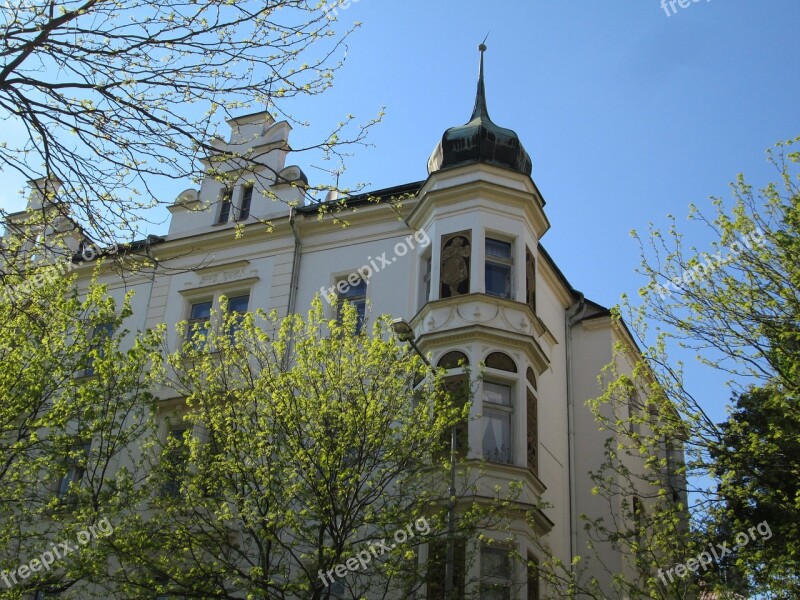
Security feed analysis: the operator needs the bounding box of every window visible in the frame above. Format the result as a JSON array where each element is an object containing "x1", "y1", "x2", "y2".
[
  {"x1": 483, "y1": 381, "x2": 513, "y2": 464},
  {"x1": 442, "y1": 375, "x2": 470, "y2": 457},
  {"x1": 525, "y1": 247, "x2": 536, "y2": 312},
  {"x1": 438, "y1": 351, "x2": 469, "y2": 370},
  {"x1": 85, "y1": 321, "x2": 114, "y2": 376},
  {"x1": 426, "y1": 539, "x2": 466, "y2": 599},
  {"x1": 527, "y1": 554, "x2": 540, "y2": 600},
  {"x1": 337, "y1": 277, "x2": 367, "y2": 333},
  {"x1": 186, "y1": 300, "x2": 212, "y2": 349},
  {"x1": 480, "y1": 545, "x2": 512, "y2": 600},
  {"x1": 224, "y1": 294, "x2": 249, "y2": 338},
  {"x1": 438, "y1": 353, "x2": 470, "y2": 457},
  {"x1": 162, "y1": 426, "x2": 189, "y2": 497},
  {"x1": 485, "y1": 352, "x2": 517, "y2": 373},
  {"x1": 526, "y1": 390, "x2": 538, "y2": 477},
  {"x1": 238, "y1": 185, "x2": 253, "y2": 220},
  {"x1": 665, "y1": 439, "x2": 684, "y2": 503},
  {"x1": 57, "y1": 440, "x2": 90, "y2": 499},
  {"x1": 485, "y1": 238, "x2": 513, "y2": 299},
  {"x1": 526, "y1": 367, "x2": 537, "y2": 391},
  {"x1": 217, "y1": 188, "x2": 232, "y2": 224},
  {"x1": 632, "y1": 496, "x2": 646, "y2": 558},
  {"x1": 419, "y1": 253, "x2": 432, "y2": 308}
]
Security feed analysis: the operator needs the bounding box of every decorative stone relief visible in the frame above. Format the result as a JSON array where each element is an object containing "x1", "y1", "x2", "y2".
[{"x1": 440, "y1": 232, "x2": 471, "y2": 298}]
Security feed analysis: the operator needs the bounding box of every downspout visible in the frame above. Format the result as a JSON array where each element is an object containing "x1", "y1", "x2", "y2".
[
  {"x1": 565, "y1": 292, "x2": 586, "y2": 576},
  {"x1": 284, "y1": 207, "x2": 302, "y2": 368},
  {"x1": 287, "y1": 206, "x2": 302, "y2": 318}
]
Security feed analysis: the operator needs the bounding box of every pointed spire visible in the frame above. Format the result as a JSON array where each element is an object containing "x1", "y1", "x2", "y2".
[
  {"x1": 427, "y1": 40, "x2": 532, "y2": 176},
  {"x1": 471, "y1": 41, "x2": 490, "y2": 122}
]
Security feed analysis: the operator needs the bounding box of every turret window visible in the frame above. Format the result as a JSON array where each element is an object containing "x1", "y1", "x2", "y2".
[
  {"x1": 482, "y1": 381, "x2": 513, "y2": 464},
  {"x1": 480, "y1": 545, "x2": 513, "y2": 599},
  {"x1": 486, "y1": 238, "x2": 513, "y2": 299}
]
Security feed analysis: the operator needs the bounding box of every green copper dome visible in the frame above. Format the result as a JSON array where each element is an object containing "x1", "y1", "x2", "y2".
[{"x1": 427, "y1": 45, "x2": 532, "y2": 177}]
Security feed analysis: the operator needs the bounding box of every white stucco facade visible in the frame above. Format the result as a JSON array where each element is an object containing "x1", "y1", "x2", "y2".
[{"x1": 8, "y1": 87, "x2": 682, "y2": 598}]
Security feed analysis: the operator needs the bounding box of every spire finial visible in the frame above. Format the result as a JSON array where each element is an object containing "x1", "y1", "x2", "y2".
[{"x1": 472, "y1": 34, "x2": 490, "y2": 121}]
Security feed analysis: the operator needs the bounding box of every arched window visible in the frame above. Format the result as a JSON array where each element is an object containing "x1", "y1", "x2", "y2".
[
  {"x1": 438, "y1": 351, "x2": 469, "y2": 370},
  {"x1": 485, "y1": 352, "x2": 517, "y2": 373}
]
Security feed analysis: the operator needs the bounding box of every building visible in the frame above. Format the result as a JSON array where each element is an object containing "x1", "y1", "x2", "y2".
[{"x1": 7, "y1": 47, "x2": 685, "y2": 599}]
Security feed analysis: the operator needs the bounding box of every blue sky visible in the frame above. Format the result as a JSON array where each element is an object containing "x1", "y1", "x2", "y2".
[
  {"x1": 3, "y1": 1, "x2": 798, "y2": 423},
  {"x1": 300, "y1": 0, "x2": 800, "y2": 425}
]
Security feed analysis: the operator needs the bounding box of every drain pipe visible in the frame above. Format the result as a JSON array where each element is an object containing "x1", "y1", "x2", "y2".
[
  {"x1": 565, "y1": 291, "x2": 586, "y2": 571},
  {"x1": 284, "y1": 207, "x2": 303, "y2": 367},
  {"x1": 287, "y1": 206, "x2": 302, "y2": 318}
]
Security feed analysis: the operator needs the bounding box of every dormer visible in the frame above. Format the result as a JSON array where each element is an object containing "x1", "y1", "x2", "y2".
[{"x1": 167, "y1": 111, "x2": 308, "y2": 238}]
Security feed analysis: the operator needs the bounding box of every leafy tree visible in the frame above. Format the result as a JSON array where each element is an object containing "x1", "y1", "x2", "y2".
[
  {"x1": 0, "y1": 0, "x2": 380, "y2": 246},
  {"x1": 706, "y1": 385, "x2": 799, "y2": 597},
  {"x1": 535, "y1": 137, "x2": 799, "y2": 600},
  {"x1": 528, "y1": 356, "x2": 698, "y2": 600},
  {"x1": 0, "y1": 248, "x2": 160, "y2": 599},
  {"x1": 104, "y1": 298, "x2": 509, "y2": 599},
  {"x1": 612, "y1": 136, "x2": 800, "y2": 598}
]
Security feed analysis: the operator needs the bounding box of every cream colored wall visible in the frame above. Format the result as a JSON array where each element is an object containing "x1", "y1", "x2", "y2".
[
  {"x1": 533, "y1": 274, "x2": 573, "y2": 568},
  {"x1": 10, "y1": 114, "x2": 656, "y2": 599}
]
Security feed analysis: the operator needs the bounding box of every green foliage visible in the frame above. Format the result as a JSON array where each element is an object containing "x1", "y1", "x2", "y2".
[
  {"x1": 0, "y1": 251, "x2": 160, "y2": 598},
  {"x1": 0, "y1": 0, "x2": 380, "y2": 246},
  {"x1": 706, "y1": 385, "x2": 800, "y2": 597},
  {"x1": 617, "y1": 136, "x2": 800, "y2": 598},
  {"x1": 108, "y1": 297, "x2": 479, "y2": 599}
]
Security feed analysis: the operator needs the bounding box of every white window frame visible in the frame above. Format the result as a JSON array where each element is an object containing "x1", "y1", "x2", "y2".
[
  {"x1": 217, "y1": 187, "x2": 233, "y2": 224},
  {"x1": 237, "y1": 184, "x2": 253, "y2": 221},
  {"x1": 419, "y1": 249, "x2": 432, "y2": 310},
  {"x1": 57, "y1": 439, "x2": 90, "y2": 500},
  {"x1": 485, "y1": 236, "x2": 514, "y2": 299},
  {"x1": 331, "y1": 272, "x2": 368, "y2": 331},
  {"x1": 480, "y1": 543, "x2": 514, "y2": 600},
  {"x1": 481, "y1": 379, "x2": 515, "y2": 465},
  {"x1": 184, "y1": 290, "x2": 251, "y2": 349}
]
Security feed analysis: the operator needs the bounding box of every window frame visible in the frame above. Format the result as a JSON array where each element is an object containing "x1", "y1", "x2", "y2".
[
  {"x1": 482, "y1": 379, "x2": 514, "y2": 465},
  {"x1": 217, "y1": 187, "x2": 233, "y2": 224},
  {"x1": 425, "y1": 538, "x2": 467, "y2": 599},
  {"x1": 334, "y1": 274, "x2": 368, "y2": 333},
  {"x1": 186, "y1": 299, "x2": 213, "y2": 350},
  {"x1": 161, "y1": 424, "x2": 190, "y2": 498},
  {"x1": 223, "y1": 293, "x2": 250, "y2": 339},
  {"x1": 480, "y1": 543, "x2": 514, "y2": 600},
  {"x1": 437, "y1": 352, "x2": 471, "y2": 458},
  {"x1": 485, "y1": 236, "x2": 514, "y2": 300},
  {"x1": 238, "y1": 184, "x2": 253, "y2": 220},
  {"x1": 419, "y1": 249, "x2": 432, "y2": 309},
  {"x1": 57, "y1": 439, "x2": 91, "y2": 500},
  {"x1": 183, "y1": 290, "x2": 251, "y2": 350},
  {"x1": 85, "y1": 321, "x2": 114, "y2": 376}
]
